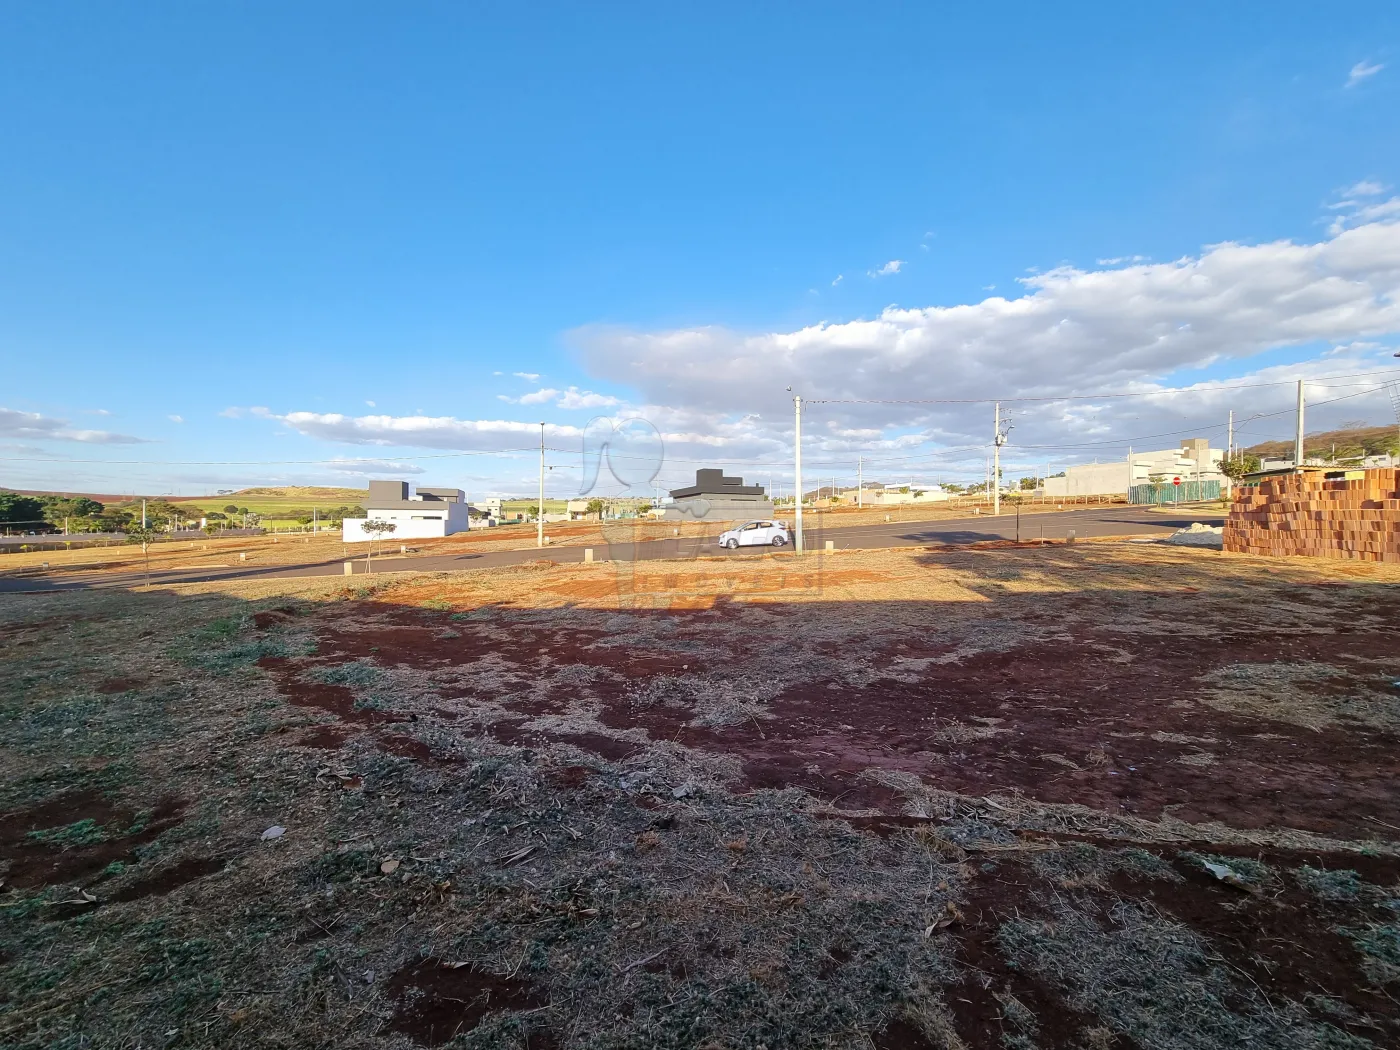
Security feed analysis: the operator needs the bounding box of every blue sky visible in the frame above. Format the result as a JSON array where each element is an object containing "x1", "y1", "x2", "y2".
[{"x1": 3, "y1": 3, "x2": 1399, "y2": 498}]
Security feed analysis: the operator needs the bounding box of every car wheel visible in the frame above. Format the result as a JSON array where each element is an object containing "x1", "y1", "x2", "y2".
[
  {"x1": 725, "y1": 539, "x2": 738, "y2": 549},
  {"x1": 771, "y1": 535, "x2": 786, "y2": 546}
]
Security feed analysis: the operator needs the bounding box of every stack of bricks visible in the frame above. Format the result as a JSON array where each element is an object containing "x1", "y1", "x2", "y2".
[{"x1": 1224, "y1": 468, "x2": 1400, "y2": 562}]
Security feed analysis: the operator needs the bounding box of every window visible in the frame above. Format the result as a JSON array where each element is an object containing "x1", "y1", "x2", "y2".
[
  {"x1": 411, "y1": 515, "x2": 443, "y2": 520},
  {"x1": 742, "y1": 522, "x2": 760, "y2": 531}
]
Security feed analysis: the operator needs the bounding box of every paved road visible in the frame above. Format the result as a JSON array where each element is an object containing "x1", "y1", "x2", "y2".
[{"x1": 0, "y1": 506, "x2": 1224, "y2": 593}]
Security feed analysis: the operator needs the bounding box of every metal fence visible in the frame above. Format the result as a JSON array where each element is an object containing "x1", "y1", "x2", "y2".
[{"x1": 1128, "y1": 480, "x2": 1221, "y2": 504}]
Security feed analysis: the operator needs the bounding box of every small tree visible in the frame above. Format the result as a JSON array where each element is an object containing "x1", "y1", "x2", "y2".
[
  {"x1": 360, "y1": 518, "x2": 397, "y2": 571},
  {"x1": 1218, "y1": 451, "x2": 1261, "y2": 481},
  {"x1": 223, "y1": 504, "x2": 239, "y2": 514},
  {"x1": 586, "y1": 498, "x2": 606, "y2": 519},
  {"x1": 125, "y1": 526, "x2": 158, "y2": 586}
]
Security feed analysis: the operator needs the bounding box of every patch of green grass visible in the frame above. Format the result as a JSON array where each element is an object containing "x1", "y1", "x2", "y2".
[
  {"x1": 1033, "y1": 844, "x2": 1180, "y2": 887},
  {"x1": 999, "y1": 898, "x2": 1367, "y2": 1049},
  {"x1": 309, "y1": 660, "x2": 381, "y2": 687},
  {"x1": 1343, "y1": 923, "x2": 1400, "y2": 985},
  {"x1": 1297, "y1": 866, "x2": 1364, "y2": 903},
  {"x1": 26, "y1": 817, "x2": 107, "y2": 847},
  {"x1": 1182, "y1": 851, "x2": 1276, "y2": 891}
]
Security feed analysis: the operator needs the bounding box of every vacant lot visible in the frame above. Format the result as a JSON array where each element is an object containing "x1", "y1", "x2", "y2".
[{"x1": 3, "y1": 543, "x2": 1399, "y2": 1049}]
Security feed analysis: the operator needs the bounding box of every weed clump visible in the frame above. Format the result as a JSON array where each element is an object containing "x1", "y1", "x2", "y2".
[{"x1": 1297, "y1": 866, "x2": 1365, "y2": 903}]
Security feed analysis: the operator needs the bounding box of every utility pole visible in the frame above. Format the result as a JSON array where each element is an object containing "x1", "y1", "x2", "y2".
[
  {"x1": 993, "y1": 402, "x2": 1009, "y2": 516},
  {"x1": 1294, "y1": 380, "x2": 1305, "y2": 470},
  {"x1": 141, "y1": 498, "x2": 147, "y2": 529},
  {"x1": 537, "y1": 422, "x2": 545, "y2": 548},
  {"x1": 1227, "y1": 410, "x2": 1234, "y2": 459},
  {"x1": 793, "y1": 392, "x2": 804, "y2": 553},
  {"x1": 858, "y1": 455, "x2": 863, "y2": 508}
]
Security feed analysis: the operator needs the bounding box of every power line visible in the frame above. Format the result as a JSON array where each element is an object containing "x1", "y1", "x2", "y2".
[{"x1": 803, "y1": 367, "x2": 1400, "y2": 405}]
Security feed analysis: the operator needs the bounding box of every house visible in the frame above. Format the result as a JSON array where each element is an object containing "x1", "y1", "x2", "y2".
[
  {"x1": 664, "y1": 469, "x2": 774, "y2": 522},
  {"x1": 342, "y1": 480, "x2": 470, "y2": 541},
  {"x1": 845, "y1": 484, "x2": 949, "y2": 506}
]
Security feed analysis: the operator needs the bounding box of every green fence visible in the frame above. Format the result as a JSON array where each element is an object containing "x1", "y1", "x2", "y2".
[{"x1": 1129, "y1": 480, "x2": 1221, "y2": 504}]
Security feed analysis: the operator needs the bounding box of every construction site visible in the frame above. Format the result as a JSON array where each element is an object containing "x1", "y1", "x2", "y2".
[{"x1": 3, "y1": 470, "x2": 1400, "y2": 1049}]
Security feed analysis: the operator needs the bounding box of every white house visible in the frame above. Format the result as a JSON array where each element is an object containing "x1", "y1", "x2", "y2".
[{"x1": 343, "y1": 480, "x2": 470, "y2": 542}]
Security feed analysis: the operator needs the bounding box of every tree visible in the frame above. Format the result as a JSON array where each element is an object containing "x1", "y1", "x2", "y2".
[
  {"x1": 0, "y1": 491, "x2": 46, "y2": 531},
  {"x1": 223, "y1": 504, "x2": 239, "y2": 514},
  {"x1": 943, "y1": 483, "x2": 965, "y2": 494},
  {"x1": 1218, "y1": 451, "x2": 1261, "y2": 481},
  {"x1": 98, "y1": 507, "x2": 134, "y2": 532},
  {"x1": 360, "y1": 518, "x2": 397, "y2": 570},
  {"x1": 1018, "y1": 477, "x2": 1037, "y2": 491},
  {"x1": 41, "y1": 497, "x2": 104, "y2": 534},
  {"x1": 585, "y1": 498, "x2": 605, "y2": 519}
]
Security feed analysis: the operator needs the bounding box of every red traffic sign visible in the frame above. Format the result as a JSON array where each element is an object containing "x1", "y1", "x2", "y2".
[{"x1": 1172, "y1": 477, "x2": 1181, "y2": 486}]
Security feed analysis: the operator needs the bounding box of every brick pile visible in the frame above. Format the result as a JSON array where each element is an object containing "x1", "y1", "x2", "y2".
[{"x1": 1224, "y1": 468, "x2": 1400, "y2": 562}]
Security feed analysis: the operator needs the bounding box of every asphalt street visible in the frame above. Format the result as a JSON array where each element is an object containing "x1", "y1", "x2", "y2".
[{"x1": 0, "y1": 506, "x2": 1225, "y2": 593}]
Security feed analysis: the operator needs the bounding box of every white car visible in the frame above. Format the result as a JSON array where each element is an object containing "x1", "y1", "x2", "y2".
[{"x1": 718, "y1": 519, "x2": 790, "y2": 549}]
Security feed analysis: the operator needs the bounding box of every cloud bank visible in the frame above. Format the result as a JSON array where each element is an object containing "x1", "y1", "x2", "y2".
[{"x1": 0, "y1": 407, "x2": 149, "y2": 445}]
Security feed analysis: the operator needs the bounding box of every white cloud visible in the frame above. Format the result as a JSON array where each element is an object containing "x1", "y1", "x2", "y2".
[
  {"x1": 245, "y1": 211, "x2": 1400, "y2": 489},
  {"x1": 0, "y1": 407, "x2": 148, "y2": 444},
  {"x1": 1327, "y1": 193, "x2": 1400, "y2": 235},
  {"x1": 87, "y1": 408, "x2": 112, "y2": 416},
  {"x1": 557, "y1": 387, "x2": 621, "y2": 410},
  {"x1": 168, "y1": 414, "x2": 185, "y2": 424},
  {"x1": 513, "y1": 371, "x2": 541, "y2": 382},
  {"x1": 1346, "y1": 60, "x2": 1383, "y2": 88},
  {"x1": 831, "y1": 274, "x2": 843, "y2": 286},
  {"x1": 274, "y1": 411, "x2": 582, "y2": 451},
  {"x1": 570, "y1": 212, "x2": 1400, "y2": 473},
  {"x1": 1343, "y1": 180, "x2": 1386, "y2": 198},
  {"x1": 365, "y1": 400, "x2": 376, "y2": 407},
  {"x1": 516, "y1": 387, "x2": 561, "y2": 405},
  {"x1": 218, "y1": 407, "x2": 243, "y2": 419},
  {"x1": 324, "y1": 457, "x2": 425, "y2": 476},
  {"x1": 869, "y1": 260, "x2": 903, "y2": 277}
]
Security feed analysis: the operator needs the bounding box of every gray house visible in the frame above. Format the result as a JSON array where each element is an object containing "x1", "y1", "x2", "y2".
[{"x1": 664, "y1": 469, "x2": 774, "y2": 522}]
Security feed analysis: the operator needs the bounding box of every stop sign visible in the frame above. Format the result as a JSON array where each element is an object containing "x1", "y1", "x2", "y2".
[{"x1": 1173, "y1": 477, "x2": 1181, "y2": 486}]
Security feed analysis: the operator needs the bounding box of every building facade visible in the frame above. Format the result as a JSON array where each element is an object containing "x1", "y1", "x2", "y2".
[
  {"x1": 1042, "y1": 440, "x2": 1226, "y2": 498},
  {"x1": 663, "y1": 469, "x2": 774, "y2": 521},
  {"x1": 342, "y1": 480, "x2": 470, "y2": 541}
]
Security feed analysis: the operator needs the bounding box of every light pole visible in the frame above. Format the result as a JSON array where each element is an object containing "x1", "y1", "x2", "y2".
[
  {"x1": 538, "y1": 422, "x2": 545, "y2": 548},
  {"x1": 1294, "y1": 380, "x2": 1305, "y2": 469},
  {"x1": 789, "y1": 388, "x2": 804, "y2": 553}
]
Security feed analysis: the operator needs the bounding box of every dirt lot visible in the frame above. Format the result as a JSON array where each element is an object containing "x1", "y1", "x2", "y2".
[
  {"x1": 0, "y1": 501, "x2": 1115, "y2": 579},
  {"x1": 3, "y1": 542, "x2": 1399, "y2": 1049}
]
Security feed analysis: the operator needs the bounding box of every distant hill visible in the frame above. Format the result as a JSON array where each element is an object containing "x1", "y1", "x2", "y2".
[
  {"x1": 8, "y1": 488, "x2": 147, "y2": 503},
  {"x1": 1244, "y1": 424, "x2": 1397, "y2": 460},
  {"x1": 173, "y1": 485, "x2": 367, "y2": 502}
]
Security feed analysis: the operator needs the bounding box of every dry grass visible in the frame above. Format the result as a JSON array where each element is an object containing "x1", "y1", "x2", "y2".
[{"x1": 3, "y1": 541, "x2": 1399, "y2": 1049}]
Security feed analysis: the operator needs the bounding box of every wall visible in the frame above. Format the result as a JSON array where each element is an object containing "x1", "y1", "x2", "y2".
[
  {"x1": 1225, "y1": 468, "x2": 1400, "y2": 562},
  {"x1": 342, "y1": 501, "x2": 469, "y2": 542},
  {"x1": 1044, "y1": 463, "x2": 1129, "y2": 498}
]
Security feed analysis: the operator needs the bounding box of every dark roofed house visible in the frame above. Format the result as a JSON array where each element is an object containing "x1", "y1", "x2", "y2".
[{"x1": 664, "y1": 469, "x2": 774, "y2": 522}]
